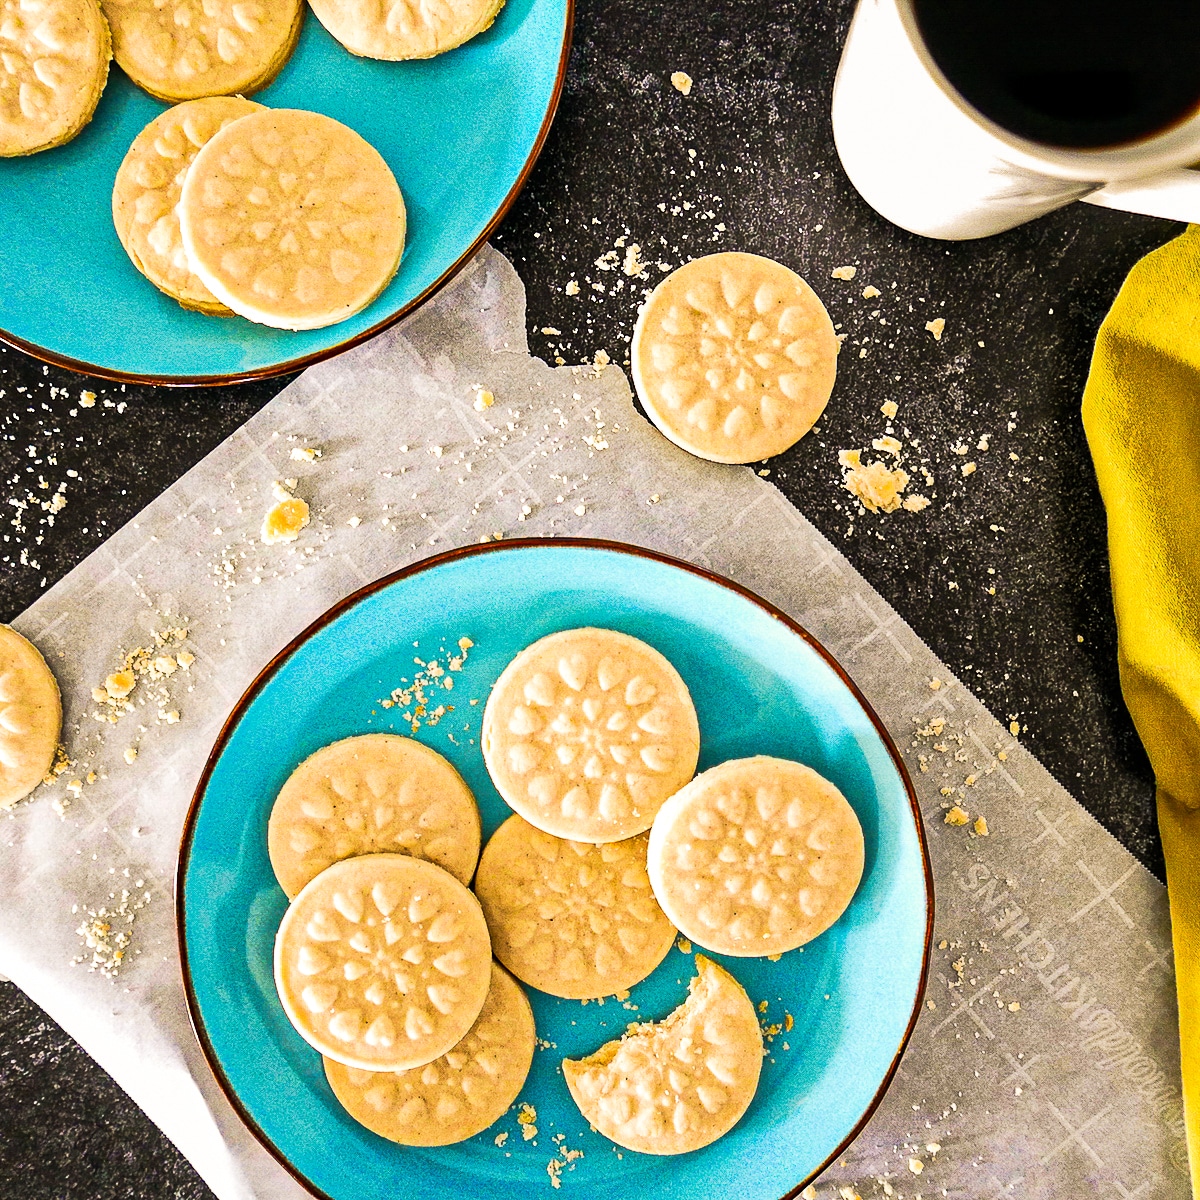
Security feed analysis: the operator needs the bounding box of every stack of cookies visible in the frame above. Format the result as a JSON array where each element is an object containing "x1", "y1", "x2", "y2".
[{"x1": 267, "y1": 625, "x2": 866, "y2": 1157}]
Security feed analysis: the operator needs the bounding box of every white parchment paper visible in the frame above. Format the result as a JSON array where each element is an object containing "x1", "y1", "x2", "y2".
[{"x1": 0, "y1": 247, "x2": 1185, "y2": 1200}]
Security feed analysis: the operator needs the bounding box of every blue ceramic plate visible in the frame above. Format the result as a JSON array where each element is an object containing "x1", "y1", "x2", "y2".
[
  {"x1": 178, "y1": 540, "x2": 932, "y2": 1200},
  {"x1": 0, "y1": 0, "x2": 570, "y2": 384}
]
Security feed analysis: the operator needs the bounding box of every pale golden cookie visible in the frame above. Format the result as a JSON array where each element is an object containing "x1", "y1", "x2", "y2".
[
  {"x1": 323, "y1": 962, "x2": 534, "y2": 1145},
  {"x1": 0, "y1": 0, "x2": 111, "y2": 157},
  {"x1": 474, "y1": 815, "x2": 675, "y2": 1000},
  {"x1": 178, "y1": 107, "x2": 405, "y2": 330},
  {"x1": 563, "y1": 954, "x2": 762, "y2": 1155},
  {"x1": 647, "y1": 756, "x2": 864, "y2": 957},
  {"x1": 268, "y1": 733, "x2": 481, "y2": 900},
  {"x1": 482, "y1": 628, "x2": 699, "y2": 844},
  {"x1": 274, "y1": 854, "x2": 492, "y2": 1070},
  {"x1": 307, "y1": 0, "x2": 504, "y2": 61},
  {"x1": 631, "y1": 252, "x2": 838, "y2": 464},
  {"x1": 112, "y1": 96, "x2": 260, "y2": 313},
  {"x1": 100, "y1": 0, "x2": 301, "y2": 103},
  {"x1": 0, "y1": 625, "x2": 62, "y2": 808}
]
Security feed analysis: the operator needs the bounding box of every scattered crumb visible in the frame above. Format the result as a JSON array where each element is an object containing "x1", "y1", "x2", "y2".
[
  {"x1": 862, "y1": 285, "x2": 881, "y2": 300},
  {"x1": 79, "y1": 391, "x2": 96, "y2": 408},
  {"x1": 1008, "y1": 1001, "x2": 1021, "y2": 1012},
  {"x1": 925, "y1": 317, "x2": 945, "y2": 341},
  {"x1": 380, "y1": 636, "x2": 474, "y2": 733},
  {"x1": 347, "y1": 515, "x2": 361, "y2": 527},
  {"x1": 880, "y1": 399, "x2": 898, "y2": 419},
  {"x1": 839, "y1": 449, "x2": 909, "y2": 513},
  {"x1": 564, "y1": 280, "x2": 580, "y2": 296},
  {"x1": 73, "y1": 887, "x2": 151, "y2": 978},
  {"x1": 1010, "y1": 720, "x2": 1021, "y2": 736},
  {"x1": 494, "y1": 1131, "x2": 509, "y2": 1147},
  {"x1": 901, "y1": 494, "x2": 930, "y2": 512},
  {"x1": 961, "y1": 461, "x2": 977, "y2": 477},
  {"x1": 872, "y1": 435, "x2": 902, "y2": 458},
  {"x1": 831, "y1": 265, "x2": 858, "y2": 281},
  {"x1": 518, "y1": 1102, "x2": 538, "y2": 1141},
  {"x1": 676, "y1": 936, "x2": 692, "y2": 954},
  {"x1": 944, "y1": 805, "x2": 970, "y2": 826},
  {"x1": 123, "y1": 747, "x2": 137, "y2": 765},
  {"x1": 574, "y1": 504, "x2": 586, "y2": 516},
  {"x1": 909, "y1": 1157, "x2": 924, "y2": 1175},
  {"x1": 670, "y1": 70, "x2": 693, "y2": 95},
  {"x1": 801, "y1": 1188, "x2": 817, "y2": 1200},
  {"x1": 622, "y1": 244, "x2": 647, "y2": 278},
  {"x1": 473, "y1": 389, "x2": 495, "y2": 411},
  {"x1": 289, "y1": 446, "x2": 321, "y2": 462},
  {"x1": 974, "y1": 815, "x2": 989, "y2": 836},
  {"x1": 928, "y1": 678, "x2": 942, "y2": 690},
  {"x1": 261, "y1": 493, "x2": 309, "y2": 544}
]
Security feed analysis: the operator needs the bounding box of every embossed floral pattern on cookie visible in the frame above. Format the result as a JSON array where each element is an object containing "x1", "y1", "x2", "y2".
[
  {"x1": 482, "y1": 627, "x2": 700, "y2": 843},
  {"x1": 324, "y1": 962, "x2": 535, "y2": 1145},
  {"x1": 563, "y1": 954, "x2": 762, "y2": 1155},
  {"x1": 647, "y1": 755, "x2": 864, "y2": 957},
  {"x1": 0, "y1": 625, "x2": 62, "y2": 808},
  {"x1": 267, "y1": 733, "x2": 481, "y2": 899},
  {"x1": 0, "y1": 0, "x2": 111, "y2": 157},
  {"x1": 474, "y1": 815, "x2": 676, "y2": 999},
  {"x1": 307, "y1": 0, "x2": 504, "y2": 62},
  {"x1": 100, "y1": 0, "x2": 300, "y2": 102},
  {"x1": 178, "y1": 108, "x2": 406, "y2": 330},
  {"x1": 274, "y1": 854, "x2": 491, "y2": 1070},
  {"x1": 631, "y1": 252, "x2": 838, "y2": 464},
  {"x1": 112, "y1": 96, "x2": 260, "y2": 312}
]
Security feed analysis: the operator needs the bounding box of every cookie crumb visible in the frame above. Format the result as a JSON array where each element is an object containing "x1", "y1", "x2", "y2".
[
  {"x1": 261, "y1": 494, "x2": 309, "y2": 544},
  {"x1": 925, "y1": 317, "x2": 946, "y2": 341},
  {"x1": 909, "y1": 1157, "x2": 924, "y2": 1174},
  {"x1": 862, "y1": 285, "x2": 881, "y2": 300},
  {"x1": 123, "y1": 747, "x2": 137, "y2": 765},
  {"x1": 565, "y1": 280, "x2": 580, "y2": 296},
  {"x1": 831, "y1": 265, "x2": 858, "y2": 281},
  {"x1": 944, "y1": 805, "x2": 970, "y2": 826},
  {"x1": 289, "y1": 446, "x2": 321, "y2": 462},
  {"x1": 880, "y1": 399, "x2": 898, "y2": 419},
  {"x1": 79, "y1": 391, "x2": 96, "y2": 408},
  {"x1": 670, "y1": 70, "x2": 693, "y2": 95},
  {"x1": 974, "y1": 815, "x2": 989, "y2": 836},
  {"x1": 494, "y1": 1131, "x2": 508, "y2": 1147},
  {"x1": 839, "y1": 449, "x2": 909, "y2": 513}
]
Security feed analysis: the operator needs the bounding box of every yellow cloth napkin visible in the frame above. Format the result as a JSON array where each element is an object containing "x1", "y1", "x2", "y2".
[{"x1": 1082, "y1": 224, "x2": 1200, "y2": 1196}]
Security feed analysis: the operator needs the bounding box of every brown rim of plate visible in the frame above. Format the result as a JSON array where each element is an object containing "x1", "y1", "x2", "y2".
[
  {"x1": 175, "y1": 537, "x2": 935, "y2": 1200},
  {"x1": 0, "y1": 2, "x2": 574, "y2": 389}
]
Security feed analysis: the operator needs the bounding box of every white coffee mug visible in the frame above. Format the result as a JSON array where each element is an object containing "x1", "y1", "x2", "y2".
[{"x1": 831, "y1": 0, "x2": 1200, "y2": 239}]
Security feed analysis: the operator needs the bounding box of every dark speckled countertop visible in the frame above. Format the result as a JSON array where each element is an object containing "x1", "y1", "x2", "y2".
[{"x1": 0, "y1": 0, "x2": 1175, "y2": 1195}]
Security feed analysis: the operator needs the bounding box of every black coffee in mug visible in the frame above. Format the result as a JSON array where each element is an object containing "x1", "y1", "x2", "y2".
[{"x1": 910, "y1": 0, "x2": 1200, "y2": 150}]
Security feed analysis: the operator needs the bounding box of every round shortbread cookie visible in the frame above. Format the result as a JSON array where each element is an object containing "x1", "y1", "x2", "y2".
[
  {"x1": 0, "y1": 0, "x2": 111, "y2": 157},
  {"x1": 323, "y1": 962, "x2": 534, "y2": 1145},
  {"x1": 307, "y1": 0, "x2": 504, "y2": 62},
  {"x1": 100, "y1": 0, "x2": 301, "y2": 103},
  {"x1": 0, "y1": 625, "x2": 62, "y2": 808},
  {"x1": 274, "y1": 854, "x2": 492, "y2": 1071},
  {"x1": 647, "y1": 756, "x2": 864, "y2": 958},
  {"x1": 112, "y1": 96, "x2": 261, "y2": 313},
  {"x1": 473, "y1": 815, "x2": 676, "y2": 1000},
  {"x1": 631, "y1": 252, "x2": 838, "y2": 464},
  {"x1": 267, "y1": 733, "x2": 481, "y2": 900},
  {"x1": 482, "y1": 628, "x2": 700, "y2": 844},
  {"x1": 562, "y1": 954, "x2": 762, "y2": 1155},
  {"x1": 178, "y1": 107, "x2": 405, "y2": 330}
]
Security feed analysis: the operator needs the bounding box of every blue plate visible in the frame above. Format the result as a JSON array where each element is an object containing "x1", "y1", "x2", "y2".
[
  {"x1": 0, "y1": 0, "x2": 570, "y2": 384},
  {"x1": 178, "y1": 540, "x2": 933, "y2": 1200}
]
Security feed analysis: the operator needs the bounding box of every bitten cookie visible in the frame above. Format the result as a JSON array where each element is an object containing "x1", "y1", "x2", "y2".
[
  {"x1": 0, "y1": 625, "x2": 62, "y2": 808},
  {"x1": 274, "y1": 854, "x2": 491, "y2": 1071},
  {"x1": 268, "y1": 734, "x2": 481, "y2": 900},
  {"x1": 473, "y1": 815, "x2": 676, "y2": 999},
  {"x1": 308, "y1": 0, "x2": 503, "y2": 61},
  {"x1": 0, "y1": 0, "x2": 111, "y2": 156},
  {"x1": 647, "y1": 756, "x2": 864, "y2": 957},
  {"x1": 562, "y1": 955, "x2": 762, "y2": 1155},
  {"x1": 482, "y1": 628, "x2": 700, "y2": 843},
  {"x1": 112, "y1": 96, "x2": 261, "y2": 312},
  {"x1": 323, "y1": 962, "x2": 535, "y2": 1145},
  {"x1": 631, "y1": 252, "x2": 838, "y2": 464},
  {"x1": 178, "y1": 108, "x2": 405, "y2": 330},
  {"x1": 100, "y1": 0, "x2": 301, "y2": 102}
]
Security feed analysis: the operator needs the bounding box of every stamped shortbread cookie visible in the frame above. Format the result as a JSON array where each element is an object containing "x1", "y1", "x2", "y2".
[
  {"x1": 100, "y1": 0, "x2": 301, "y2": 102},
  {"x1": 178, "y1": 108, "x2": 405, "y2": 330},
  {"x1": 267, "y1": 733, "x2": 481, "y2": 900},
  {"x1": 112, "y1": 96, "x2": 260, "y2": 313},
  {"x1": 274, "y1": 854, "x2": 491, "y2": 1071},
  {"x1": 0, "y1": 0, "x2": 111, "y2": 157},
  {"x1": 323, "y1": 962, "x2": 534, "y2": 1145},
  {"x1": 631, "y1": 252, "x2": 838, "y2": 464},
  {"x1": 474, "y1": 815, "x2": 675, "y2": 999},
  {"x1": 0, "y1": 625, "x2": 62, "y2": 808},
  {"x1": 482, "y1": 628, "x2": 700, "y2": 843},
  {"x1": 563, "y1": 954, "x2": 762, "y2": 1155},
  {"x1": 647, "y1": 756, "x2": 864, "y2": 957},
  {"x1": 307, "y1": 0, "x2": 503, "y2": 62}
]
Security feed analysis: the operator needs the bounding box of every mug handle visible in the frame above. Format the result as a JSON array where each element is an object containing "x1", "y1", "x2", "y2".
[{"x1": 1081, "y1": 168, "x2": 1200, "y2": 223}]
